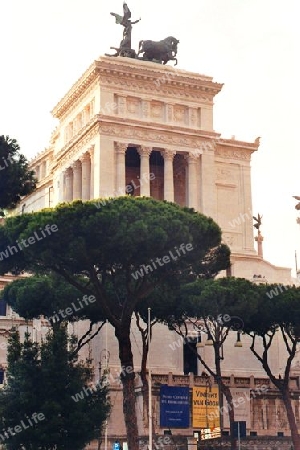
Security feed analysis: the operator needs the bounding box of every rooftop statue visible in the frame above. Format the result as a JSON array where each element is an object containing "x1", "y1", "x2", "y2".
[
  {"x1": 105, "y1": 2, "x2": 179, "y2": 65},
  {"x1": 106, "y1": 2, "x2": 141, "y2": 58},
  {"x1": 253, "y1": 213, "x2": 263, "y2": 231}
]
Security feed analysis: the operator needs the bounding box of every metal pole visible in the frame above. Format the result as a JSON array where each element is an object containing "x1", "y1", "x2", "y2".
[
  {"x1": 105, "y1": 319, "x2": 108, "y2": 450},
  {"x1": 148, "y1": 308, "x2": 152, "y2": 450}
]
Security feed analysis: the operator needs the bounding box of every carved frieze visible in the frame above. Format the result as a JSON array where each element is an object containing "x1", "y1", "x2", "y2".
[
  {"x1": 99, "y1": 123, "x2": 203, "y2": 149},
  {"x1": 150, "y1": 102, "x2": 164, "y2": 120},
  {"x1": 174, "y1": 105, "x2": 187, "y2": 125},
  {"x1": 127, "y1": 97, "x2": 140, "y2": 115},
  {"x1": 215, "y1": 148, "x2": 251, "y2": 161}
]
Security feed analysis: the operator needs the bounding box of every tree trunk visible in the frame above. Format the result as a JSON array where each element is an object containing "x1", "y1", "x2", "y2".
[
  {"x1": 214, "y1": 341, "x2": 236, "y2": 450},
  {"x1": 222, "y1": 384, "x2": 237, "y2": 450},
  {"x1": 115, "y1": 326, "x2": 139, "y2": 450},
  {"x1": 282, "y1": 389, "x2": 300, "y2": 450}
]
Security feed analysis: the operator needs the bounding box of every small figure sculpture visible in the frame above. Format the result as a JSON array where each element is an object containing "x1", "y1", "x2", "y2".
[
  {"x1": 253, "y1": 213, "x2": 262, "y2": 231},
  {"x1": 107, "y1": 2, "x2": 141, "y2": 58},
  {"x1": 293, "y1": 196, "x2": 300, "y2": 210}
]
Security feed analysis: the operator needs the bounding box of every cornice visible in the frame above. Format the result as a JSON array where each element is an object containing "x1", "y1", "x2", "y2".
[
  {"x1": 96, "y1": 57, "x2": 223, "y2": 103},
  {"x1": 54, "y1": 126, "x2": 98, "y2": 171},
  {"x1": 53, "y1": 115, "x2": 100, "y2": 169},
  {"x1": 217, "y1": 138, "x2": 259, "y2": 151},
  {"x1": 51, "y1": 56, "x2": 223, "y2": 119},
  {"x1": 30, "y1": 147, "x2": 53, "y2": 166},
  {"x1": 215, "y1": 138, "x2": 259, "y2": 161},
  {"x1": 51, "y1": 63, "x2": 99, "y2": 119},
  {"x1": 59, "y1": 78, "x2": 99, "y2": 123},
  {"x1": 97, "y1": 115, "x2": 219, "y2": 149}
]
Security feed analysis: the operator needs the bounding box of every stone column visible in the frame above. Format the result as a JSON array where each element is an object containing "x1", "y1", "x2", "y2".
[
  {"x1": 255, "y1": 230, "x2": 264, "y2": 258},
  {"x1": 138, "y1": 146, "x2": 152, "y2": 196},
  {"x1": 186, "y1": 153, "x2": 199, "y2": 209},
  {"x1": 80, "y1": 152, "x2": 91, "y2": 201},
  {"x1": 115, "y1": 142, "x2": 127, "y2": 195},
  {"x1": 89, "y1": 146, "x2": 94, "y2": 200},
  {"x1": 64, "y1": 168, "x2": 73, "y2": 202},
  {"x1": 161, "y1": 149, "x2": 175, "y2": 202},
  {"x1": 72, "y1": 160, "x2": 82, "y2": 200}
]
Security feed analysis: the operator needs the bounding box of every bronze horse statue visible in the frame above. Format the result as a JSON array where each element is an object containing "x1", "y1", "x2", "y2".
[{"x1": 137, "y1": 36, "x2": 179, "y2": 65}]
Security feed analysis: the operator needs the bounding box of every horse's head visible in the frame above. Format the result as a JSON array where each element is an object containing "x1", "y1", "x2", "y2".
[
  {"x1": 165, "y1": 36, "x2": 179, "y2": 44},
  {"x1": 164, "y1": 36, "x2": 179, "y2": 53}
]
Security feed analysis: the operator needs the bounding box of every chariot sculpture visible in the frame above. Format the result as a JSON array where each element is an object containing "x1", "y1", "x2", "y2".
[{"x1": 105, "y1": 2, "x2": 179, "y2": 66}]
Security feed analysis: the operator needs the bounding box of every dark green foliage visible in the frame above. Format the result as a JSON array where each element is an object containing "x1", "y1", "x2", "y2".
[
  {"x1": 0, "y1": 135, "x2": 36, "y2": 211},
  {"x1": 0, "y1": 197, "x2": 230, "y2": 449},
  {"x1": 0, "y1": 197, "x2": 230, "y2": 325},
  {"x1": 0, "y1": 327, "x2": 110, "y2": 450}
]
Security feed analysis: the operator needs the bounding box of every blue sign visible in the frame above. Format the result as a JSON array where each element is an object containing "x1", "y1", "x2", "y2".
[
  {"x1": 113, "y1": 442, "x2": 121, "y2": 450},
  {"x1": 160, "y1": 385, "x2": 190, "y2": 428}
]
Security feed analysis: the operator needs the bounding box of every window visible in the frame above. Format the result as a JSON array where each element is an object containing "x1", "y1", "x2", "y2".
[{"x1": 183, "y1": 338, "x2": 198, "y2": 375}]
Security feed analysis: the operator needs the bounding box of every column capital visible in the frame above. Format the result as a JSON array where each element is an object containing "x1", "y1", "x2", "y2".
[
  {"x1": 138, "y1": 146, "x2": 152, "y2": 157},
  {"x1": 160, "y1": 149, "x2": 176, "y2": 161},
  {"x1": 64, "y1": 167, "x2": 73, "y2": 177},
  {"x1": 115, "y1": 142, "x2": 128, "y2": 154},
  {"x1": 80, "y1": 152, "x2": 91, "y2": 164},
  {"x1": 185, "y1": 152, "x2": 200, "y2": 163},
  {"x1": 72, "y1": 160, "x2": 82, "y2": 171}
]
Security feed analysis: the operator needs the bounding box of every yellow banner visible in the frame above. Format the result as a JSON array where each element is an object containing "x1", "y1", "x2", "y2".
[{"x1": 192, "y1": 387, "x2": 220, "y2": 429}]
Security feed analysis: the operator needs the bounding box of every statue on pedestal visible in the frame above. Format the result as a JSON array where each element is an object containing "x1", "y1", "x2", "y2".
[
  {"x1": 253, "y1": 213, "x2": 264, "y2": 258},
  {"x1": 253, "y1": 213, "x2": 262, "y2": 231}
]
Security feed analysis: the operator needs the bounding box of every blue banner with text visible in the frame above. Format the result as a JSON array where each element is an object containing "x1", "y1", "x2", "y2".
[{"x1": 160, "y1": 385, "x2": 190, "y2": 428}]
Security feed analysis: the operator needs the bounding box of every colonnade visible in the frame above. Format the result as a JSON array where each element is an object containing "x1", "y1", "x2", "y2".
[
  {"x1": 115, "y1": 142, "x2": 200, "y2": 208},
  {"x1": 62, "y1": 142, "x2": 201, "y2": 209},
  {"x1": 63, "y1": 151, "x2": 93, "y2": 202}
]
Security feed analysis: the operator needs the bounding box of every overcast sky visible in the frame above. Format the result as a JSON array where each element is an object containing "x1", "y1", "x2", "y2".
[{"x1": 1, "y1": 0, "x2": 299, "y2": 275}]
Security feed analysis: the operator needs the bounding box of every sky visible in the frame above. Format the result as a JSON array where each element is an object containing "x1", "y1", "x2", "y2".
[{"x1": 1, "y1": 0, "x2": 299, "y2": 275}]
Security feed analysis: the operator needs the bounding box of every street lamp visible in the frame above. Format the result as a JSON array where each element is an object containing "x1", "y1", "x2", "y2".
[{"x1": 234, "y1": 331, "x2": 243, "y2": 348}]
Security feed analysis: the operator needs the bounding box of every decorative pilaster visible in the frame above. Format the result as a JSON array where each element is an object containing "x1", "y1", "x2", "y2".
[
  {"x1": 138, "y1": 146, "x2": 152, "y2": 196},
  {"x1": 161, "y1": 149, "x2": 175, "y2": 202},
  {"x1": 64, "y1": 168, "x2": 73, "y2": 202},
  {"x1": 72, "y1": 160, "x2": 82, "y2": 200},
  {"x1": 118, "y1": 96, "x2": 127, "y2": 115},
  {"x1": 186, "y1": 153, "x2": 199, "y2": 209},
  {"x1": 142, "y1": 100, "x2": 150, "y2": 119},
  {"x1": 166, "y1": 105, "x2": 173, "y2": 122},
  {"x1": 80, "y1": 152, "x2": 91, "y2": 201},
  {"x1": 115, "y1": 142, "x2": 127, "y2": 194}
]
